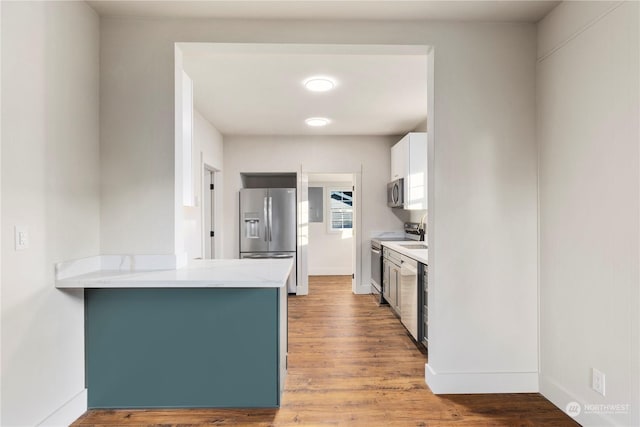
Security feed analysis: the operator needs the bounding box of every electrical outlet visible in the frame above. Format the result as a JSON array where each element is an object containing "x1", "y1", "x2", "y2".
[
  {"x1": 14, "y1": 226, "x2": 29, "y2": 251},
  {"x1": 592, "y1": 368, "x2": 606, "y2": 396}
]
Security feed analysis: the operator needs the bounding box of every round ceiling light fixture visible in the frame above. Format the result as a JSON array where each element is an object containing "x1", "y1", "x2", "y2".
[
  {"x1": 305, "y1": 117, "x2": 331, "y2": 127},
  {"x1": 303, "y1": 77, "x2": 336, "y2": 92}
]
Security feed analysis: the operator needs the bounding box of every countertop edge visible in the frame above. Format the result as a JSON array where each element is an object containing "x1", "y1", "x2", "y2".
[
  {"x1": 380, "y1": 241, "x2": 428, "y2": 265},
  {"x1": 55, "y1": 258, "x2": 293, "y2": 290}
]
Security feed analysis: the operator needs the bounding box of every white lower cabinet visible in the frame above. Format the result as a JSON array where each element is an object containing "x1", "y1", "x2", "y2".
[
  {"x1": 383, "y1": 246, "x2": 425, "y2": 348},
  {"x1": 383, "y1": 247, "x2": 402, "y2": 315}
]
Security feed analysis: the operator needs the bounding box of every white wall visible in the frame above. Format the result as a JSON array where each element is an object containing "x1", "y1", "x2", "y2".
[
  {"x1": 307, "y1": 181, "x2": 353, "y2": 276},
  {"x1": 183, "y1": 109, "x2": 224, "y2": 260},
  {"x1": 423, "y1": 26, "x2": 538, "y2": 392},
  {"x1": 537, "y1": 2, "x2": 640, "y2": 425},
  {"x1": 100, "y1": 19, "x2": 177, "y2": 255},
  {"x1": 99, "y1": 17, "x2": 538, "y2": 393},
  {"x1": 1, "y1": 1, "x2": 100, "y2": 425}
]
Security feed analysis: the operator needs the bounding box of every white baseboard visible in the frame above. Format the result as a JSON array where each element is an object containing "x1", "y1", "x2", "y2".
[
  {"x1": 308, "y1": 268, "x2": 352, "y2": 276},
  {"x1": 425, "y1": 364, "x2": 538, "y2": 394},
  {"x1": 38, "y1": 389, "x2": 87, "y2": 427}
]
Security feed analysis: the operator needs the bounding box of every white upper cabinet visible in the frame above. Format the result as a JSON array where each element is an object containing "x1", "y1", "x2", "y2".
[
  {"x1": 390, "y1": 135, "x2": 408, "y2": 181},
  {"x1": 390, "y1": 132, "x2": 427, "y2": 210}
]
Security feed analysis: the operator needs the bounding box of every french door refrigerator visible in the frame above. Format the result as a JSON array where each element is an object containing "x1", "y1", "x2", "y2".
[{"x1": 240, "y1": 188, "x2": 297, "y2": 293}]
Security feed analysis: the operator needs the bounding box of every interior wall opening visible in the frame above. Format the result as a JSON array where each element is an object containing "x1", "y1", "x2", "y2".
[{"x1": 307, "y1": 173, "x2": 356, "y2": 293}]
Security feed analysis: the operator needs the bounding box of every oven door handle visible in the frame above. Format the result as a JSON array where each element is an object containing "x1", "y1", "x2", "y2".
[{"x1": 371, "y1": 248, "x2": 381, "y2": 255}]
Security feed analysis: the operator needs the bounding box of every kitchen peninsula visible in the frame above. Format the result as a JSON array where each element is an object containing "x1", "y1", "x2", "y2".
[{"x1": 56, "y1": 258, "x2": 292, "y2": 409}]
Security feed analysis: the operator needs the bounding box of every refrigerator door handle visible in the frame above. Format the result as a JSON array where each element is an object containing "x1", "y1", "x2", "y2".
[
  {"x1": 263, "y1": 196, "x2": 268, "y2": 242},
  {"x1": 268, "y1": 197, "x2": 273, "y2": 242}
]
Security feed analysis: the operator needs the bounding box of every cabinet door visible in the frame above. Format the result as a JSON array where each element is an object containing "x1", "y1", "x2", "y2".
[
  {"x1": 382, "y1": 259, "x2": 390, "y2": 301},
  {"x1": 390, "y1": 135, "x2": 408, "y2": 181},
  {"x1": 406, "y1": 133, "x2": 428, "y2": 210},
  {"x1": 393, "y1": 266, "x2": 401, "y2": 314},
  {"x1": 389, "y1": 265, "x2": 399, "y2": 312}
]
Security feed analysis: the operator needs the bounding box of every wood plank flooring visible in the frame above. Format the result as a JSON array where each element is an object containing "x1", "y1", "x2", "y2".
[{"x1": 73, "y1": 275, "x2": 578, "y2": 426}]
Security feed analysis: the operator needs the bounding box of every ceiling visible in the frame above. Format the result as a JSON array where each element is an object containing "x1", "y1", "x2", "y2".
[
  {"x1": 89, "y1": 1, "x2": 560, "y2": 137},
  {"x1": 88, "y1": 1, "x2": 559, "y2": 22},
  {"x1": 180, "y1": 43, "x2": 429, "y2": 136}
]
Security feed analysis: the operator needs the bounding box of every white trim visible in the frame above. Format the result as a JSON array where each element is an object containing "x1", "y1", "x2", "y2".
[
  {"x1": 353, "y1": 170, "x2": 362, "y2": 295},
  {"x1": 296, "y1": 169, "x2": 309, "y2": 296},
  {"x1": 354, "y1": 284, "x2": 371, "y2": 295},
  {"x1": 425, "y1": 45, "x2": 436, "y2": 378},
  {"x1": 0, "y1": 3, "x2": 3, "y2": 420},
  {"x1": 181, "y1": 70, "x2": 195, "y2": 206},
  {"x1": 425, "y1": 364, "x2": 538, "y2": 394},
  {"x1": 37, "y1": 389, "x2": 87, "y2": 427},
  {"x1": 308, "y1": 268, "x2": 352, "y2": 276},
  {"x1": 178, "y1": 43, "x2": 431, "y2": 57}
]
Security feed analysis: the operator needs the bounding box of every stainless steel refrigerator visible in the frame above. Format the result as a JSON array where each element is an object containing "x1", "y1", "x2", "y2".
[{"x1": 239, "y1": 188, "x2": 297, "y2": 293}]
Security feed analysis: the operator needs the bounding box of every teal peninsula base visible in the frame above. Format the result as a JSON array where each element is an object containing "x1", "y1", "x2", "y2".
[{"x1": 85, "y1": 287, "x2": 287, "y2": 408}]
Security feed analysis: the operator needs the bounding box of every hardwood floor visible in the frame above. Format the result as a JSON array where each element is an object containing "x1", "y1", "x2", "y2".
[{"x1": 73, "y1": 275, "x2": 578, "y2": 426}]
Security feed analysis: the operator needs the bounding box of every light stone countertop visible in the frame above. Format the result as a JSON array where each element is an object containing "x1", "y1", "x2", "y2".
[
  {"x1": 55, "y1": 258, "x2": 293, "y2": 289},
  {"x1": 380, "y1": 241, "x2": 428, "y2": 264}
]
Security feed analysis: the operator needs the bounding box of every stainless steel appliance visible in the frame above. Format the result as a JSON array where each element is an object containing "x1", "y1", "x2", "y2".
[
  {"x1": 370, "y1": 223, "x2": 423, "y2": 304},
  {"x1": 400, "y1": 255, "x2": 418, "y2": 340},
  {"x1": 240, "y1": 188, "x2": 297, "y2": 293},
  {"x1": 387, "y1": 178, "x2": 404, "y2": 208},
  {"x1": 420, "y1": 263, "x2": 428, "y2": 350},
  {"x1": 370, "y1": 240, "x2": 383, "y2": 302}
]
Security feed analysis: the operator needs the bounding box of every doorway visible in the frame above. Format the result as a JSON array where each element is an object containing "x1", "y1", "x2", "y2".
[
  {"x1": 306, "y1": 173, "x2": 357, "y2": 293},
  {"x1": 176, "y1": 42, "x2": 432, "y2": 294}
]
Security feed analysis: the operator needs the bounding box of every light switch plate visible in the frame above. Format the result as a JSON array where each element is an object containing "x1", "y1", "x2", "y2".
[
  {"x1": 592, "y1": 368, "x2": 606, "y2": 396},
  {"x1": 14, "y1": 226, "x2": 29, "y2": 251}
]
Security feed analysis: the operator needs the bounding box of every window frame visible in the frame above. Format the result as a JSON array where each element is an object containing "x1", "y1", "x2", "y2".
[{"x1": 326, "y1": 187, "x2": 354, "y2": 233}]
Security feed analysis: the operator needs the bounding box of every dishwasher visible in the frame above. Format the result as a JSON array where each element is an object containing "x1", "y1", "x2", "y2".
[{"x1": 400, "y1": 254, "x2": 419, "y2": 340}]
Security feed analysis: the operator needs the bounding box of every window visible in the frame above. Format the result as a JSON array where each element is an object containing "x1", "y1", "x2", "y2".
[{"x1": 328, "y1": 189, "x2": 353, "y2": 231}]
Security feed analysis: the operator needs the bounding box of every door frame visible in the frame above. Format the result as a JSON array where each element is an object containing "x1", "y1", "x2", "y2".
[
  {"x1": 300, "y1": 169, "x2": 363, "y2": 296},
  {"x1": 202, "y1": 163, "x2": 219, "y2": 259}
]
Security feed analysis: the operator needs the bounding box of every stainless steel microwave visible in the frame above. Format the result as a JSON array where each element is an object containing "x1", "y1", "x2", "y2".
[{"x1": 387, "y1": 178, "x2": 404, "y2": 208}]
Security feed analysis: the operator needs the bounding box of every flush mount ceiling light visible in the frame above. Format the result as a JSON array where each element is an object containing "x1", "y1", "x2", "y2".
[
  {"x1": 303, "y1": 77, "x2": 336, "y2": 92},
  {"x1": 305, "y1": 117, "x2": 331, "y2": 127}
]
